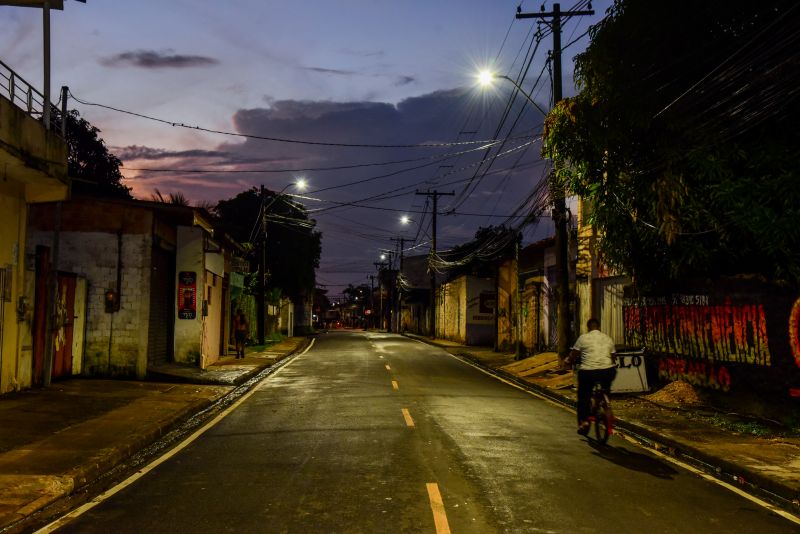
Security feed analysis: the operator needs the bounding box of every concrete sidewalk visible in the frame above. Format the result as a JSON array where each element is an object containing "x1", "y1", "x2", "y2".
[
  {"x1": 0, "y1": 336, "x2": 310, "y2": 533},
  {"x1": 406, "y1": 333, "x2": 800, "y2": 514}
]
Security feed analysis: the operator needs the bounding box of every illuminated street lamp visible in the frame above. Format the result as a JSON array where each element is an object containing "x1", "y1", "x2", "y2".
[
  {"x1": 477, "y1": 70, "x2": 548, "y2": 116},
  {"x1": 256, "y1": 177, "x2": 309, "y2": 343},
  {"x1": 478, "y1": 67, "x2": 571, "y2": 359}
]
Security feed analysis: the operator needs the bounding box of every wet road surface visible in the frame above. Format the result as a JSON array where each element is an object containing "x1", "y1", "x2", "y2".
[{"x1": 52, "y1": 331, "x2": 799, "y2": 533}]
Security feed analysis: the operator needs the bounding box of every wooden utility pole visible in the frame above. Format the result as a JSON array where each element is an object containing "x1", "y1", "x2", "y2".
[
  {"x1": 374, "y1": 261, "x2": 388, "y2": 330},
  {"x1": 258, "y1": 185, "x2": 266, "y2": 344},
  {"x1": 390, "y1": 237, "x2": 406, "y2": 332},
  {"x1": 516, "y1": 2, "x2": 593, "y2": 358},
  {"x1": 368, "y1": 274, "x2": 375, "y2": 329},
  {"x1": 415, "y1": 190, "x2": 454, "y2": 338}
]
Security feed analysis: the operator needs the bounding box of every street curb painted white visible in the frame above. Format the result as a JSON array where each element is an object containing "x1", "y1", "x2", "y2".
[
  {"x1": 407, "y1": 334, "x2": 800, "y2": 526},
  {"x1": 34, "y1": 338, "x2": 316, "y2": 533}
]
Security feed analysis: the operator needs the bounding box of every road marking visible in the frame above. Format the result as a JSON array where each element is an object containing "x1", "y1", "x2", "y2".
[
  {"x1": 385, "y1": 364, "x2": 391, "y2": 371},
  {"x1": 401, "y1": 408, "x2": 415, "y2": 428},
  {"x1": 619, "y1": 434, "x2": 800, "y2": 526},
  {"x1": 34, "y1": 338, "x2": 316, "y2": 534},
  {"x1": 410, "y1": 337, "x2": 800, "y2": 526},
  {"x1": 426, "y1": 482, "x2": 451, "y2": 534},
  {"x1": 391, "y1": 380, "x2": 399, "y2": 390}
]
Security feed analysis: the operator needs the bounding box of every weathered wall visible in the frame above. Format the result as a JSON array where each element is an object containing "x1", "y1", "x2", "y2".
[
  {"x1": 465, "y1": 276, "x2": 495, "y2": 346},
  {"x1": 0, "y1": 180, "x2": 29, "y2": 393},
  {"x1": 0, "y1": 95, "x2": 68, "y2": 202},
  {"x1": 496, "y1": 258, "x2": 517, "y2": 351},
  {"x1": 520, "y1": 278, "x2": 545, "y2": 353},
  {"x1": 436, "y1": 277, "x2": 466, "y2": 343},
  {"x1": 27, "y1": 229, "x2": 153, "y2": 379},
  {"x1": 623, "y1": 281, "x2": 800, "y2": 397},
  {"x1": 437, "y1": 276, "x2": 496, "y2": 346}
]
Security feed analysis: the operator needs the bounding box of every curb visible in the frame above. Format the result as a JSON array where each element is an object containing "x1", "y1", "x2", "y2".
[
  {"x1": 230, "y1": 337, "x2": 313, "y2": 386},
  {"x1": 0, "y1": 395, "x2": 218, "y2": 534},
  {"x1": 407, "y1": 334, "x2": 800, "y2": 514},
  {"x1": 1, "y1": 338, "x2": 314, "y2": 534}
]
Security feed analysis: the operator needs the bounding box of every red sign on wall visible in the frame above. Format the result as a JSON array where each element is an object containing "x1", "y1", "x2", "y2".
[{"x1": 178, "y1": 271, "x2": 197, "y2": 319}]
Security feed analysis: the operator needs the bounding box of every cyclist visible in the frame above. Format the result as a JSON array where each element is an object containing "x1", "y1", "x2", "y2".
[{"x1": 567, "y1": 318, "x2": 617, "y2": 436}]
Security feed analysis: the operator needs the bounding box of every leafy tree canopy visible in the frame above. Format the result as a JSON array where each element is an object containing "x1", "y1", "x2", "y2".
[
  {"x1": 213, "y1": 187, "x2": 321, "y2": 300},
  {"x1": 542, "y1": 0, "x2": 800, "y2": 289},
  {"x1": 66, "y1": 110, "x2": 132, "y2": 199}
]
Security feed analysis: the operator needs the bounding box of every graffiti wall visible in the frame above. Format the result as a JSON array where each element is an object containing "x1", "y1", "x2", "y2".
[{"x1": 623, "y1": 281, "x2": 800, "y2": 396}]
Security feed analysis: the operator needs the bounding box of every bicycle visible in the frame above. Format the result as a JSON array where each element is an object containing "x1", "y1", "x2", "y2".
[{"x1": 587, "y1": 383, "x2": 614, "y2": 444}]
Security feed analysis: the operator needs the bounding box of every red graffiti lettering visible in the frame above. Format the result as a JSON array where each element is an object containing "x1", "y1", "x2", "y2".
[
  {"x1": 623, "y1": 300, "x2": 770, "y2": 365},
  {"x1": 789, "y1": 298, "x2": 800, "y2": 369},
  {"x1": 658, "y1": 356, "x2": 731, "y2": 392}
]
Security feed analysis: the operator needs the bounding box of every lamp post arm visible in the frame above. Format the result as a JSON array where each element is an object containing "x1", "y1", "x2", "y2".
[{"x1": 498, "y1": 75, "x2": 548, "y2": 116}]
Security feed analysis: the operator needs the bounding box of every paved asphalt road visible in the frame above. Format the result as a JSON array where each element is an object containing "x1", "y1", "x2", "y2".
[{"x1": 52, "y1": 331, "x2": 797, "y2": 533}]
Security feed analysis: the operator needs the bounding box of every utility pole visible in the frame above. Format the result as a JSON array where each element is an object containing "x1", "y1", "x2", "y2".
[
  {"x1": 416, "y1": 190, "x2": 454, "y2": 338},
  {"x1": 390, "y1": 237, "x2": 406, "y2": 332},
  {"x1": 374, "y1": 261, "x2": 388, "y2": 330},
  {"x1": 258, "y1": 185, "x2": 267, "y2": 344},
  {"x1": 516, "y1": 2, "x2": 593, "y2": 359},
  {"x1": 368, "y1": 275, "x2": 375, "y2": 329}
]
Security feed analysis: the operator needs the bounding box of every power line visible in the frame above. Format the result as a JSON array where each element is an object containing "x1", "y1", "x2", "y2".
[
  {"x1": 122, "y1": 140, "x2": 508, "y2": 175},
  {"x1": 68, "y1": 90, "x2": 516, "y2": 150}
]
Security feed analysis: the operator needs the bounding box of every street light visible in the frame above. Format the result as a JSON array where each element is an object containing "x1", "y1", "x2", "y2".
[
  {"x1": 400, "y1": 215, "x2": 411, "y2": 225},
  {"x1": 477, "y1": 70, "x2": 548, "y2": 116},
  {"x1": 257, "y1": 178, "x2": 308, "y2": 343},
  {"x1": 478, "y1": 67, "x2": 571, "y2": 360}
]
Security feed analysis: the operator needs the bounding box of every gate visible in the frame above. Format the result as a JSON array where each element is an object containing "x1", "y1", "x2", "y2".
[
  {"x1": 147, "y1": 244, "x2": 175, "y2": 366},
  {"x1": 52, "y1": 273, "x2": 76, "y2": 379},
  {"x1": 594, "y1": 276, "x2": 629, "y2": 345}
]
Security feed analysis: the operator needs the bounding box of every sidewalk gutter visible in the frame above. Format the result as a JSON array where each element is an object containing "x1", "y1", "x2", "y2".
[
  {"x1": 406, "y1": 333, "x2": 800, "y2": 514},
  {"x1": 0, "y1": 337, "x2": 313, "y2": 534}
]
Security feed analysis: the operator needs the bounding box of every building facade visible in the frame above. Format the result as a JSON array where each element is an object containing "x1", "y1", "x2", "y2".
[{"x1": 0, "y1": 67, "x2": 69, "y2": 393}]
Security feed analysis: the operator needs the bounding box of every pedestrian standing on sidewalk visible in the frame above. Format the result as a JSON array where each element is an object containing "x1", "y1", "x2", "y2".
[
  {"x1": 234, "y1": 309, "x2": 249, "y2": 359},
  {"x1": 568, "y1": 318, "x2": 617, "y2": 435}
]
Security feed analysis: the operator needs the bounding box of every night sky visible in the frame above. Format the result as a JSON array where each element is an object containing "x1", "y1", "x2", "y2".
[{"x1": 1, "y1": 0, "x2": 612, "y2": 298}]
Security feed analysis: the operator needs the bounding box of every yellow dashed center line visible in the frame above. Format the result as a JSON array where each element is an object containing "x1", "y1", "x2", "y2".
[
  {"x1": 426, "y1": 483, "x2": 451, "y2": 534},
  {"x1": 391, "y1": 380, "x2": 399, "y2": 390},
  {"x1": 401, "y1": 408, "x2": 415, "y2": 428}
]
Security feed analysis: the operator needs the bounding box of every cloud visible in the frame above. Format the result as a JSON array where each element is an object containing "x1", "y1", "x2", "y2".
[
  {"x1": 115, "y1": 146, "x2": 224, "y2": 161},
  {"x1": 100, "y1": 49, "x2": 219, "y2": 69},
  {"x1": 339, "y1": 48, "x2": 385, "y2": 58},
  {"x1": 122, "y1": 88, "x2": 548, "y2": 293},
  {"x1": 394, "y1": 75, "x2": 416, "y2": 87},
  {"x1": 304, "y1": 66, "x2": 358, "y2": 76}
]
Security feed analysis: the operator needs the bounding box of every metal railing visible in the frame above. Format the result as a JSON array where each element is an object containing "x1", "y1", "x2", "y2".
[{"x1": 0, "y1": 59, "x2": 63, "y2": 136}]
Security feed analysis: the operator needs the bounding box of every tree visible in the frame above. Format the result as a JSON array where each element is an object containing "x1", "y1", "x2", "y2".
[
  {"x1": 213, "y1": 187, "x2": 321, "y2": 300},
  {"x1": 150, "y1": 189, "x2": 190, "y2": 206},
  {"x1": 542, "y1": 0, "x2": 800, "y2": 289},
  {"x1": 65, "y1": 110, "x2": 132, "y2": 199}
]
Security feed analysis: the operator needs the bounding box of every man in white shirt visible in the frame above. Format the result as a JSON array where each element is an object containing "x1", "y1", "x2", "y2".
[{"x1": 568, "y1": 318, "x2": 617, "y2": 435}]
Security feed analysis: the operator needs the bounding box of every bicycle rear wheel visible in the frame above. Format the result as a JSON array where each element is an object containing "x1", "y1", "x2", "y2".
[{"x1": 593, "y1": 397, "x2": 612, "y2": 444}]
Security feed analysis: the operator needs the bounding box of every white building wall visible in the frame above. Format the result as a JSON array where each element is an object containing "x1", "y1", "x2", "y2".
[{"x1": 174, "y1": 226, "x2": 204, "y2": 365}]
